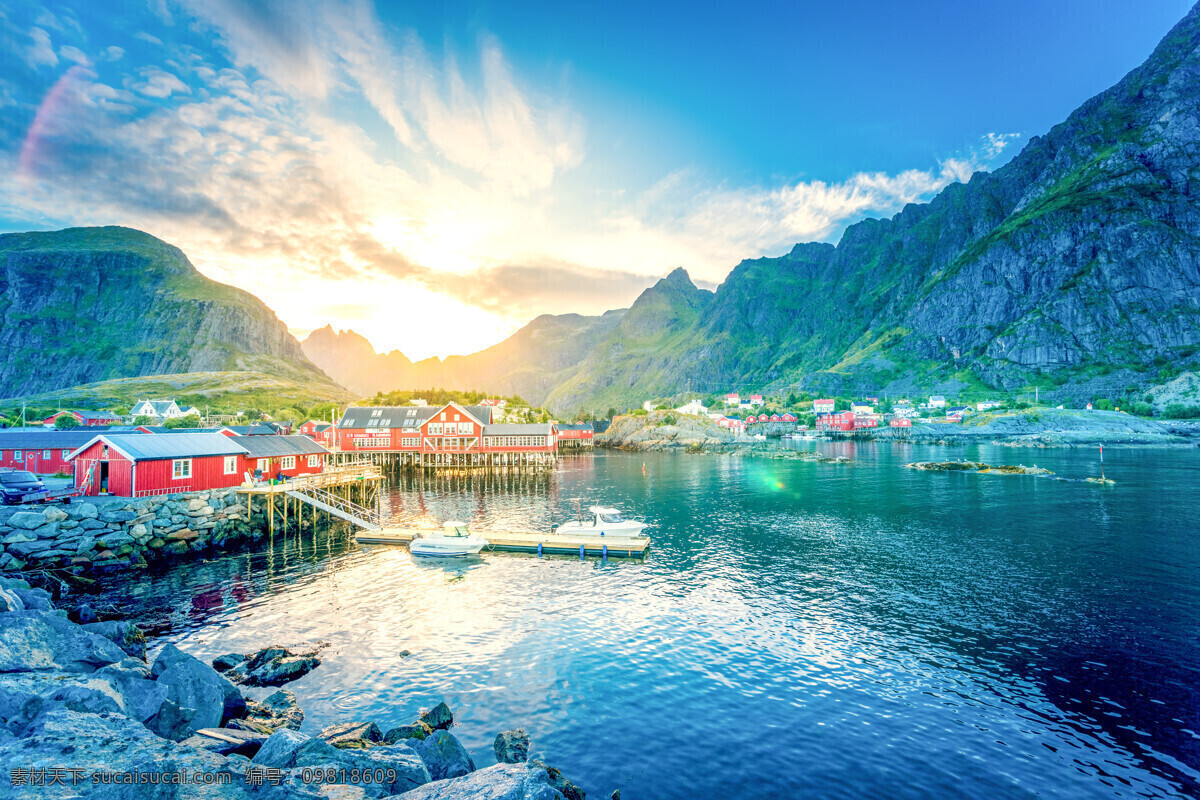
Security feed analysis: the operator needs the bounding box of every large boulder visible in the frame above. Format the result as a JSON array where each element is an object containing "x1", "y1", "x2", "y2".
[
  {"x1": 255, "y1": 730, "x2": 430, "y2": 797},
  {"x1": 92, "y1": 658, "x2": 168, "y2": 724},
  {"x1": 494, "y1": 729, "x2": 531, "y2": 764},
  {"x1": 0, "y1": 611, "x2": 127, "y2": 673},
  {"x1": 385, "y1": 722, "x2": 433, "y2": 743},
  {"x1": 148, "y1": 644, "x2": 246, "y2": 740},
  {"x1": 0, "y1": 588, "x2": 24, "y2": 613},
  {"x1": 419, "y1": 702, "x2": 454, "y2": 731},
  {"x1": 0, "y1": 709, "x2": 321, "y2": 800},
  {"x1": 6, "y1": 512, "x2": 46, "y2": 530},
  {"x1": 234, "y1": 643, "x2": 325, "y2": 687},
  {"x1": 228, "y1": 688, "x2": 304, "y2": 735},
  {"x1": 395, "y1": 761, "x2": 574, "y2": 800},
  {"x1": 180, "y1": 727, "x2": 268, "y2": 758},
  {"x1": 82, "y1": 621, "x2": 147, "y2": 660},
  {"x1": 66, "y1": 502, "x2": 98, "y2": 520},
  {"x1": 408, "y1": 729, "x2": 475, "y2": 780},
  {"x1": 319, "y1": 721, "x2": 384, "y2": 749},
  {"x1": 11, "y1": 587, "x2": 52, "y2": 612}
]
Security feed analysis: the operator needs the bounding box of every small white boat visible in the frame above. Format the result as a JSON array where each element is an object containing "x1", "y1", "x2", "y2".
[
  {"x1": 555, "y1": 506, "x2": 648, "y2": 538},
  {"x1": 408, "y1": 521, "x2": 489, "y2": 558}
]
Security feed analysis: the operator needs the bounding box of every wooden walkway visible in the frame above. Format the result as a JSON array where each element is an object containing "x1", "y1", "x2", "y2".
[
  {"x1": 355, "y1": 527, "x2": 650, "y2": 558},
  {"x1": 235, "y1": 464, "x2": 383, "y2": 535}
]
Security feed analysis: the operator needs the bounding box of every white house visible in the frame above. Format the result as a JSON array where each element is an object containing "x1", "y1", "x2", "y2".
[
  {"x1": 131, "y1": 400, "x2": 184, "y2": 420},
  {"x1": 976, "y1": 400, "x2": 1002, "y2": 411},
  {"x1": 724, "y1": 393, "x2": 740, "y2": 406},
  {"x1": 676, "y1": 400, "x2": 709, "y2": 415},
  {"x1": 813, "y1": 399, "x2": 835, "y2": 414},
  {"x1": 182, "y1": 406, "x2": 202, "y2": 417},
  {"x1": 749, "y1": 394, "x2": 765, "y2": 407},
  {"x1": 850, "y1": 402, "x2": 874, "y2": 416},
  {"x1": 929, "y1": 395, "x2": 947, "y2": 409}
]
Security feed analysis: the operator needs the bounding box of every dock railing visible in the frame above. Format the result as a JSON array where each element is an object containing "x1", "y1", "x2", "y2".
[{"x1": 285, "y1": 482, "x2": 381, "y2": 530}]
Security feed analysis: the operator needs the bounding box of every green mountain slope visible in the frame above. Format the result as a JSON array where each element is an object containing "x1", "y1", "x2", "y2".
[{"x1": 0, "y1": 227, "x2": 336, "y2": 398}]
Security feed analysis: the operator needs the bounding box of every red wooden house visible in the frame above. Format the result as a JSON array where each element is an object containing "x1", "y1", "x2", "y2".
[
  {"x1": 336, "y1": 403, "x2": 556, "y2": 456},
  {"x1": 297, "y1": 421, "x2": 336, "y2": 447},
  {"x1": 236, "y1": 435, "x2": 329, "y2": 479},
  {"x1": 43, "y1": 410, "x2": 123, "y2": 427},
  {"x1": 853, "y1": 417, "x2": 878, "y2": 429},
  {"x1": 816, "y1": 412, "x2": 856, "y2": 431},
  {"x1": 69, "y1": 433, "x2": 249, "y2": 497},
  {"x1": 889, "y1": 418, "x2": 912, "y2": 427},
  {"x1": 782, "y1": 413, "x2": 797, "y2": 422},
  {"x1": 0, "y1": 430, "x2": 110, "y2": 475}
]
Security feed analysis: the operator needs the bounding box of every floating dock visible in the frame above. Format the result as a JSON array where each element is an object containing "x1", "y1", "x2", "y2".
[{"x1": 355, "y1": 527, "x2": 650, "y2": 558}]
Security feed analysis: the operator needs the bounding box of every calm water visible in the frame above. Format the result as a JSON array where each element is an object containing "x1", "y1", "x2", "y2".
[{"x1": 88, "y1": 444, "x2": 1200, "y2": 799}]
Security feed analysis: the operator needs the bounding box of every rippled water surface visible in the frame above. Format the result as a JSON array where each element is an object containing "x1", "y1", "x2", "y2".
[{"x1": 89, "y1": 444, "x2": 1200, "y2": 799}]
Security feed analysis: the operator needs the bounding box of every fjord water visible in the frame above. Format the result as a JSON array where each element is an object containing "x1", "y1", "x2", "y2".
[{"x1": 91, "y1": 445, "x2": 1200, "y2": 799}]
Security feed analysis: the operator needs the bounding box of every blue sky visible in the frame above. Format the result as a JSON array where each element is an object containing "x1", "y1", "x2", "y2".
[{"x1": 0, "y1": 0, "x2": 1191, "y2": 358}]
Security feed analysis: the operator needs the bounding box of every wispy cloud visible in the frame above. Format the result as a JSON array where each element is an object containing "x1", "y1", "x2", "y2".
[{"x1": 0, "y1": 0, "x2": 1016, "y2": 359}]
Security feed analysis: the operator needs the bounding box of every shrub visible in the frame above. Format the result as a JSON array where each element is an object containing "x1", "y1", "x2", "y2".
[
  {"x1": 662, "y1": 415, "x2": 677, "y2": 426},
  {"x1": 1164, "y1": 404, "x2": 1200, "y2": 419},
  {"x1": 1128, "y1": 402, "x2": 1155, "y2": 417},
  {"x1": 631, "y1": 408, "x2": 648, "y2": 416},
  {"x1": 164, "y1": 416, "x2": 201, "y2": 429},
  {"x1": 1094, "y1": 398, "x2": 1115, "y2": 411},
  {"x1": 53, "y1": 415, "x2": 80, "y2": 429}
]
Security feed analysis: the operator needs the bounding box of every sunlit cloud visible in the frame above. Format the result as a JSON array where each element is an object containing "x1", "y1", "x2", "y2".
[{"x1": 0, "y1": 0, "x2": 1015, "y2": 360}]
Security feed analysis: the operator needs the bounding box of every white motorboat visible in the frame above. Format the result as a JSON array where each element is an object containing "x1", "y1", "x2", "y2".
[
  {"x1": 555, "y1": 506, "x2": 648, "y2": 538},
  {"x1": 408, "y1": 521, "x2": 489, "y2": 557}
]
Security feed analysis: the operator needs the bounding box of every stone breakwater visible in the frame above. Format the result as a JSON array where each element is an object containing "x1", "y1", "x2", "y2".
[
  {"x1": 0, "y1": 489, "x2": 278, "y2": 573},
  {"x1": 0, "y1": 574, "x2": 588, "y2": 799}
]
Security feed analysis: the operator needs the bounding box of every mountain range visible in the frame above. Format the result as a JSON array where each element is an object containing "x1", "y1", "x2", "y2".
[
  {"x1": 304, "y1": 5, "x2": 1200, "y2": 413},
  {"x1": 4, "y1": 6, "x2": 1200, "y2": 415}
]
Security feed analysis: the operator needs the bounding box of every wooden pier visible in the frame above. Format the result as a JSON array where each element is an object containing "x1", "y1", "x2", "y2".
[
  {"x1": 329, "y1": 450, "x2": 556, "y2": 473},
  {"x1": 235, "y1": 464, "x2": 384, "y2": 533},
  {"x1": 355, "y1": 527, "x2": 650, "y2": 558}
]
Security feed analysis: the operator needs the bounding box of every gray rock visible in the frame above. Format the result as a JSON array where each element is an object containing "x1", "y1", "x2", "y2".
[
  {"x1": 31, "y1": 522, "x2": 59, "y2": 539},
  {"x1": 7, "y1": 682, "x2": 124, "y2": 735},
  {"x1": 395, "y1": 761, "x2": 571, "y2": 800},
  {"x1": 243, "y1": 655, "x2": 321, "y2": 686},
  {"x1": 408, "y1": 729, "x2": 476, "y2": 780},
  {"x1": 0, "y1": 709, "x2": 319, "y2": 800},
  {"x1": 79, "y1": 518, "x2": 107, "y2": 530},
  {"x1": 11, "y1": 587, "x2": 52, "y2": 612},
  {"x1": 320, "y1": 720, "x2": 384, "y2": 749},
  {"x1": 288, "y1": 738, "x2": 430, "y2": 797},
  {"x1": 1, "y1": 530, "x2": 36, "y2": 545},
  {"x1": 6, "y1": 512, "x2": 46, "y2": 530},
  {"x1": 99, "y1": 509, "x2": 137, "y2": 523},
  {"x1": 384, "y1": 723, "x2": 433, "y2": 743},
  {"x1": 6, "y1": 539, "x2": 54, "y2": 558},
  {"x1": 92, "y1": 658, "x2": 167, "y2": 724},
  {"x1": 66, "y1": 502, "x2": 98, "y2": 520},
  {"x1": 212, "y1": 652, "x2": 247, "y2": 672},
  {"x1": 41, "y1": 507, "x2": 67, "y2": 523},
  {"x1": 149, "y1": 643, "x2": 247, "y2": 740},
  {"x1": 253, "y1": 727, "x2": 312, "y2": 768},
  {"x1": 494, "y1": 728, "x2": 531, "y2": 764},
  {"x1": 95, "y1": 530, "x2": 134, "y2": 549},
  {"x1": 419, "y1": 701, "x2": 454, "y2": 730},
  {"x1": 0, "y1": 610, "x2": 127, "y2": 673},
  {"x1": 82, "y1": 620, "x2": 147, "y2": 660},
  {"x1": 0, "y1": 588, "x2": 24, "y2": 613}
]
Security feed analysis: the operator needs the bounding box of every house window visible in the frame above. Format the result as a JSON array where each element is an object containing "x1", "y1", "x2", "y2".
[
  {"x1": 224, "y1": 456, "x2": 238, "y2": 475},
  {"x1": 13, "y1": 450, "x2": 21, "y2": 460},
  {"x1": 307, "y1": 455, "x2": 320, "y2": 467},
  {"x1": 62, "y1": 449, "x2": 70, "y2": 459},
  {"x1": 428, "y1": 423, "x2": 443, "y2": 435},
  {"x1": 371, "y1": 409, "x2": 382, "y2": 417},
  {"x1": 258, "y1": 458, "x2": 269, "y2": 471},
  {"x1": 457, "y1": 422, "x2": 472, "y2": 434},
  {"x1": 43, "y1": 450, "x2": 51, "y2": 459},
  {"x1": 401, "y1": 437, "x2": 419, "y2": 447},
  {"x1": 172, "y1": 459, "x2": 192, "y2": 479},
  {"x1": 281, "y1": 456, "x2": 296, "y2": 470}
]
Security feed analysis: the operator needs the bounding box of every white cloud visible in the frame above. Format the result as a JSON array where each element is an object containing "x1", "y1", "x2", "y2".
[
  {"x1": 102, "y1": 46, "x2": 125, "y2": 61},
  {"x1": 984, "y1": 132, "x2": 1021, "y2": 159},
  {"x1": 2, "y1": 0, "x2": 1015, "y2": 359},
  {"x1": 25, "y1": 27, "x2": 58, "y2": 69},
  {"x1": 59, "y1": 45, "x2": 89, "y2": 65},
  {"x1": 131, "y1": 67, "x2": 190, "y2": 98}
]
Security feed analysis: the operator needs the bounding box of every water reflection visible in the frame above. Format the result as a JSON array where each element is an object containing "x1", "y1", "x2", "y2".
[{"x1": 84, "y1": 446, "x2": 1200, "y2": 799}]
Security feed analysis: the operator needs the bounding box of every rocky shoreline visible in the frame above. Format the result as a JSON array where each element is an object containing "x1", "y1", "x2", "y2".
[
  {"x1": 0, "y1": 575, "x2": 589, "y2": 799},
  {"x1": 0, "y1": 488, "x2": 301, "y2": 576}
]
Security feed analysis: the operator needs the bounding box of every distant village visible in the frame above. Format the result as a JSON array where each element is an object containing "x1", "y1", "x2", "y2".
[{"x1": 647, "y1": 392, "x2": 1021, "y2": 435}]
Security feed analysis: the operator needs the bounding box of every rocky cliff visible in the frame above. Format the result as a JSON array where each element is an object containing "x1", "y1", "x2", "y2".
[{"x1": 0, "y1": 227, "x2": 331, "y2": 397}]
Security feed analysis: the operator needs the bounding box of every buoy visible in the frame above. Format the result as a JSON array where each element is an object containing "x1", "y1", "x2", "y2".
[
  {"x1": 602, "y1": 544, "x2": 608, "y2": 559},
  {"x1": 579, "y1": 544, "x2": 585, "y2": 560},
  {"x1": 537, "y1": 542, "x2": 543, "y2": 557}
]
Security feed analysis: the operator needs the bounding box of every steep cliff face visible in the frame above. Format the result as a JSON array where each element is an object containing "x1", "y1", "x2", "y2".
[
  {"x1": 0, "y1": 227, "x2": 329, "y2": 397},
  {"x1": 542, "y1": 5, "x2": 1200, "y2": 411},
  {"x1": 302, "y1": 310, "x2": 626, "y2": 403}
]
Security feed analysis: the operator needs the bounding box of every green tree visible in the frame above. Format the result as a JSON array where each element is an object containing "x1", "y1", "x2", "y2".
[
  {"x1": 133, "y1": 415, "x2": 153, "y2": 426},
  {"x1": 53, "y1": 414, "x2": 80, "y2": 429},
  {"x1": 306, "y1": 402, "x2": 341, "y2": 422},
  {"x1": 1094, "y1": 398, "x2": 1115, "y2": 411},
  {"x1": 164, "y1": 416, "x2": 201, "y2": 429},
  {"x1": 785, "y1": 392, "x2": 798, "y2": 407}
]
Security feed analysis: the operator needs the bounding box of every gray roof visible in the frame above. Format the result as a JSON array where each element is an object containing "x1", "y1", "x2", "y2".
[
  {"x1": 221, "y1": 425, "x2": 278, "y2": 436},
  {"x1": 0, "y1": 430, "x2": 117, "y2": 449},
  {"x1": 338, "y1": 404, "x2": 493, "y2": 429},
  {"x1": 138, "y1": 426, "x2": 228, "y2": 434},
  {"x1": 234, "y1": 435, "x2": 330, "y2": 458},
  {"x1": 77, "y1": 433, "x2": 247, "y2": 461},
  {"x1": 134, "y1": 400, "x2": 178, "y2": 415},
  {"x1": 554, "y1": 423, "x2": 593, "y2": 431},
  {"x1": 482, "y1": 423, "x2": 554, "y2": 436}
]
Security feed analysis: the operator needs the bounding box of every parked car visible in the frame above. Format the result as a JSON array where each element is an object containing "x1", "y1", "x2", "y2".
[{"x1": 0, "y1": 470, "x2": 46, "y2": 505}]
